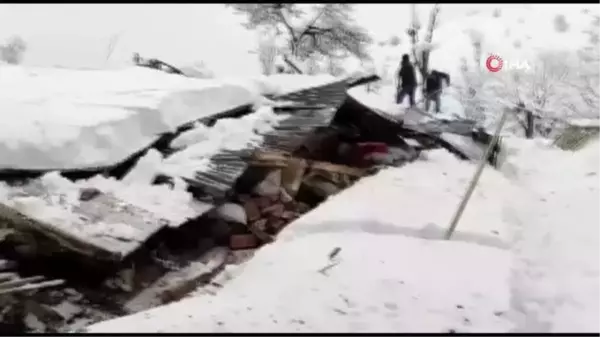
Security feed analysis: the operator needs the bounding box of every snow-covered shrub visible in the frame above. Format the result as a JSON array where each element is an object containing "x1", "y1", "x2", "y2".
[
  {"x1": 227, "y1": 4, "x2": 372, "y2": 66},
  {"x1": 257, "y1": 44, "x2": 277, "y2": 76},
  {"x1": 0, "y1": 36, "x2": 27, "y2": 65},
  {"x1": 389, "y1": 35, "x2": 401, "y2": 46},
  {"x1": 553, "y1": 14, "x2": 570, "y2": 33}
]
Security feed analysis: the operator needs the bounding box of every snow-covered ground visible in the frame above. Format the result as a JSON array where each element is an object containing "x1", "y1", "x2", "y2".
[
  {"x1": 0, "y1": 53, "x2": 596, "y2": 332},
  {"x1": 0, "y1": 2, "x2": 595, "y2": 332},
  {"x1": 88, "y1": 149, "x2": 515, "y2": 333},
  {"x1": 87, "y1": 135, "x2": 599, "y2": 333},
  {"x1": 503, "y1": 137, "x2": 599, "y2": 332}
]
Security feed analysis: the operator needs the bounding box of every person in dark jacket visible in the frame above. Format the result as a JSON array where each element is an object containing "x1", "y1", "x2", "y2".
[
  {"x1": 132, "y1": 52, "x2": 142, "y2": 65},
  {"x1": 396, "y1": 54, "x2": 417, "y2": 107},
  {"x1": 424, "y1": 69, "x2": 451, "y2": 113}
]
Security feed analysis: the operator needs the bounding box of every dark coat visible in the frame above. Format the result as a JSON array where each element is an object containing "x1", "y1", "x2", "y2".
[
  {"x1": 425, "y1": 71, "x2": 451, "y2": 94},
  {"x1": 398, "y1": 62, "x2": 417, "y2": 89}
]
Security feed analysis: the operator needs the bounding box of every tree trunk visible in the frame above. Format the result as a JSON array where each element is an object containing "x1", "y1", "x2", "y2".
[{"x1": 525, "y1": 109, "x2": 534, "y2": 139}]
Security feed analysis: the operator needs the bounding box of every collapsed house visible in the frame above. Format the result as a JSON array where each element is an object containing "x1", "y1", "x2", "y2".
[{"x1": 0, "y1": 72, "x2": 502, "y2": 332}]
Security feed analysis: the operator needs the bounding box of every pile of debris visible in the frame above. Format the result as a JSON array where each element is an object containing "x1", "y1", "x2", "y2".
[
  {"x1": 0, "y1": 74, "x2": 503, "y2": 333},
  {"x1": 218, "y1": 150, "x2": 369, "y2": 250}
]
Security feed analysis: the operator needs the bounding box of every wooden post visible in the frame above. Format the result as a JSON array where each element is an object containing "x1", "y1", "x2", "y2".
[{"x1": 444, "y1": 110, "x2": 509, "y2": 240}]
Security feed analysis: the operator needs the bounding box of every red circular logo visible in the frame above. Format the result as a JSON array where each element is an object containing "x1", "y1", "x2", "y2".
[{"x1": 486, "y1": 55, "x2": 503, "y2": 72}]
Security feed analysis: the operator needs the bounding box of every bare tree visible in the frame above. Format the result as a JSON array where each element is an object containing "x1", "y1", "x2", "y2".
[
  {"x1": 406, "y1": 4, "x2": 441, "y2": 92},
  {"x1": 0, "y1": 36, "x2": 27, "y2": 65},
  {"x1": 227, "y1": 4, "x2": 373, "y2": 73},
  {"x1": 305, "y1": 54, "x2": 321, "y2": 75},
  {"x1": 256, "y1": 32, "x2": 278, "y2": 75},
  {"x1": 179, "y1": 61, "x2": 215, "y2": 79},
  {"x1": 460, "y1": 18, "x2": 583, "y2": 136},
  {"x1": 105, "y1": 31, "x2": 123, "y2": 63},
  {"x1": 325, "y1": 56, "x2": 345, "y2": 76},
  {"x1": 575, "y1": 14, "x2": 599, "y2": 114},
  {"x1": 517, "y1": 51, "x2": 574, "y2": 136},
  {"x1": 553, "y1": 14, "x2": 570, "y2": 33},
  {"x1": 466, "y1": 28, "x2": 484, "y2": 69}
]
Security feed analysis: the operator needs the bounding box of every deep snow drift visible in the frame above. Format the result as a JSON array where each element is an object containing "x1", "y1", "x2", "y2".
[
  {"x1": 502, "y1": 137, "x2": 599, "y2": 332},
  {"x1": 0, "y1": 68, "x2": 349, "y2": 252},
  {"x1": 88, "y1": 137, "x2": 599, "y2": 333},
  {"x1": 88, "y1": 149, "x2": 518, "y2": 333},
  {"x1": 0, "y1": 65, "x2": 263, "y2": 170},
  {"x1": 0, "y1": 66, "x2": 344, "y2": 171}
]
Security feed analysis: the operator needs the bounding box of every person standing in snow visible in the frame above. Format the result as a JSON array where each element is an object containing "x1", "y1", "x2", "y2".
[
  {"x1": 396, "y1": 54, "x2": 417, "y2": 107},
  {"x1": 132, "y1": 52, "x2": 142, "y2": 65},
  {"x1": 424, "y1": 69, "x2": 451, "y2": 113}
]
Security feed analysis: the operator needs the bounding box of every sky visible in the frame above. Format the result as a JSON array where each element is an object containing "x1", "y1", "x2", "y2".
[{"x1": 0, "y1": 4, "x2": 596, "y2": 77}]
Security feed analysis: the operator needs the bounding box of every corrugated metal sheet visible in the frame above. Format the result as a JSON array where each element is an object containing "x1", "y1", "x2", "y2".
[
  {"x1": 0, "y1": 77, "x2": 379, "y2": 263},
  {"x1": 181, "y1": 78, "x2": 364, "y2": 204},
  {"x1": 336, "y1": 91, "x2": 502, "y2": 166},
  {"x1": 274, "y1": 80, "x2": 350, "y2": 108}
]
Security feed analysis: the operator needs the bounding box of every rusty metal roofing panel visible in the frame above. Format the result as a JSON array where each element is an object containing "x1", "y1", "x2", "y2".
[
  {"x1": 178, "y1": 74, "x2": 380, "y2": 203},
  {"x1": 181, "y1": 80, "x2": 352, "y2": 202}
]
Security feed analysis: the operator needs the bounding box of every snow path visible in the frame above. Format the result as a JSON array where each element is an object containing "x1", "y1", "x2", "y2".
[{"x1": 504, "y1": 138, "x2": 600, "y2": 332}]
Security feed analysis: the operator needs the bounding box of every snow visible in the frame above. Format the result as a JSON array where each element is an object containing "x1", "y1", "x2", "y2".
[
  {"x1": 121, "y1": 149, "x2": 164, "y2": 185},
  {"x1": 439, "y1": 133, "x2": 486, "y2": 161},
  {"x1": 0, "y1": 168, "x2": 210, "y2": 243},
  {"x1": 367, "y1": 5, "x2": 597, "y2": 83},
  {"x1": 568, "y1": 118, "x2": 600, "y2": 128},
  {"x1": 89, "y1": 233, "x2": 512, "y2": 333},
  {"x1": 213, "y1": 203, "x2": 247, "y2": 225},
  {"x1": 85, "y1": 175, "x2": 210, "y2": 227},
  {"x1": 161, "y1": 105, "x2": 286, "y2": 179},
  {"x1": 348, "y1": 85, "x2": 467, "y2": 122},
  {"x1": 502, "y1": 137, "x2": 600, "y2": 332},
  {"x1": 0, "y1": 65, "x2": 263, "y2": 170},
  {"x1": 253, "y1": 74, "x2": 337, "y2": 96},
  {"x1": 88, "y1": 149, "x2": 517, "y2": 332},
  {"x1": 0, "y1": 51, "x2": 594, "y2": 332},
  {"x1": 0, "y1": 67, "x2": 346, "y2": 252},
  {"x1": 280, "y1": 150, "x2": 513, "y2": 247},
  {"x1": 0, "y1": 64, "x2": 346, "y2": 171},
  {"x1": 88, "y1": 134, "x2": 599, "y2": 333}
]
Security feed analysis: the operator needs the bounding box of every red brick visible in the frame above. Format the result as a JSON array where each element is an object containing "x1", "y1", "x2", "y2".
[
  {"x1": 229, "y1": 234, "x2": 259, "y2": 250},
  {"x1": 262, "y1": 203, "x2": 285, "y2": 217},
  {"x1": 243, "y1": 200, "x2": 261, "y2": 222}
]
